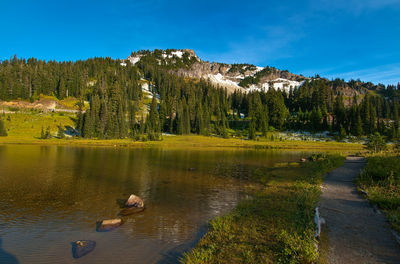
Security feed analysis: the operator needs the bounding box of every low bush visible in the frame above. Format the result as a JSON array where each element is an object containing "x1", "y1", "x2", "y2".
[{"x1": 357, "y1": 156, "x2": 400, "y2": 231}]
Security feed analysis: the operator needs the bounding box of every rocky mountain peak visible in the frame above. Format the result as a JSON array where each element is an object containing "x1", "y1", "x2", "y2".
[
  {"x1": 124, "y1": 49, "x2": 381, "y2": 97},
  {"x1": 124, "y1": 49, "x2": 309, "y2": 94}
]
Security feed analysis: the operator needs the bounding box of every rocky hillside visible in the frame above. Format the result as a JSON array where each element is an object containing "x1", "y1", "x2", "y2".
[
  {"x1": 123, "y1": 49, "x2": 385, "y2": 97},
  {"x1": 124, "y1": 49, "x2": 306, "y2": 93}
]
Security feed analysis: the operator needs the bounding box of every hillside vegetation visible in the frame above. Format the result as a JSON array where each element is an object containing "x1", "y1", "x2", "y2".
[{"x1": 0, "y1": 50, "x2": 399, "y2": 143}]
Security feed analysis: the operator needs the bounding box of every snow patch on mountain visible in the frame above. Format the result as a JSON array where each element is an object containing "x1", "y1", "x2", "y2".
[
  {"x1": 162, "y1": 51, "x2": 184, "y2": 59},
  {"x1": 206, "y1": 73, "x2": 303, "y2": 94},
  {"x1": 247, "y1": 78, "x2": 302, "y2": 92},
  {"x1": 128, "y1": 49, "x2": 199, "y2": 67},
  {"x1": 207, "y1": 73, "x2": 241, "y2": 90},
  {"x1": 171, "y1": 51, "x2": 183, "y2": 58},
  {"x1": 256, "y1": 66, "x2": 264, "y2": 72},
  {"x1": 129, "y1": 55, "x2": 141, "y2": 65}
]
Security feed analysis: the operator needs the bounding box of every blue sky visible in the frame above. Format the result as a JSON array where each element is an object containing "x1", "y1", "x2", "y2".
[{"x1": 1, "y1": 0, "x2": 399, "y2": 85}]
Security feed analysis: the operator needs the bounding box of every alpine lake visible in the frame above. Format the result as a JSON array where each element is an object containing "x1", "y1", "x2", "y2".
[{"x1": 0, "y1": 145, "x2": 307, "y2": 263}]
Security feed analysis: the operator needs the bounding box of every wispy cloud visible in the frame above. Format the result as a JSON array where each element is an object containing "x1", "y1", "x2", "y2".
[
  {"x1": 200, "y1": 17, "x2": 306, "y2": 65},
  {"x1": 323, "y1": 63, "x2": 400, "y2": 85},
  {"x1": 315, "y1": 0, "x2": 400, "y2": 15}
]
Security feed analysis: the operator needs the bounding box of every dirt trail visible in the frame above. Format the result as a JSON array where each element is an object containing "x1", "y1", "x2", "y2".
[{"x1": 319, "y1": 156, "x2": 400, "y2": 264}]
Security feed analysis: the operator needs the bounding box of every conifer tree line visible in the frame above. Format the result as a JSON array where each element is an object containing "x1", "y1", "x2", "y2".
[{"x1": 1, "y1": 55, "x2": 400, "y2": 140}]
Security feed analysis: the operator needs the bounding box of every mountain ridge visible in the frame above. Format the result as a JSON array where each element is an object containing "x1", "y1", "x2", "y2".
[{"x1": 123, "y1": 49, "x2": 385, "y2": 100}]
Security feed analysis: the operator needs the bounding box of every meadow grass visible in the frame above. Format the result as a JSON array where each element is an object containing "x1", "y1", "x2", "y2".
[
  {"x1": 1, "y1": 111, "x2": 75, "y2": 138},
  {"x1": 182, "y1": 155, "x2": 345, "y2": 264},
  {"x1": 0, "y1": 111, "x2": 364, "y2": 153},
  {"x1": 356, "y1": 155, "x2": 400, "y2": 233}
]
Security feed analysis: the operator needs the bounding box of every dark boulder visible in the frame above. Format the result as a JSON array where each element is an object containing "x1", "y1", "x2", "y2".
[{"x1": 72, "y1": 240, "x2": 96, "y2": 258}]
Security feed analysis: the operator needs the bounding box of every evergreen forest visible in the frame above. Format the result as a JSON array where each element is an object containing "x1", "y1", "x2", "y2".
[{"x1": 1, "y1": 53, "x2": 400, "y2": 141}]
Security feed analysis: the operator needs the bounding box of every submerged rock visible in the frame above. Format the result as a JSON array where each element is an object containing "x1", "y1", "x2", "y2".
[
  {"x1": 96, "y1": 218, "x2": 123, "y2": 232},
  {"x1": 119, "y1": 206, "x2": 145, "y2": 216},
  {"x1": 125, "y1": 194, "x2": 144, "y2": 208},
  {"x1": 72, "y1": 240, "x2": 96, "y2": 258}
]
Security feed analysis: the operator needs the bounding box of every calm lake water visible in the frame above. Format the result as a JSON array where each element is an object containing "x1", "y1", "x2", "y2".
[{"x1": 0, "y1": 145, "x2": 306, "y2": 264}]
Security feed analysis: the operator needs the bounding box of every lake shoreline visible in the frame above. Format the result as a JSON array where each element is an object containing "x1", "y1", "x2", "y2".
[{"x1": 0, "y1": 135, "x2": 365, "y2": 152}]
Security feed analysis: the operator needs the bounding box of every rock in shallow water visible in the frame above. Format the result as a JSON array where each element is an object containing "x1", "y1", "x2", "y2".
[
  {"x1": 125, "y1": 194, "x2": 144, "y2": 208},
  {"x1": 96, "y1": 218, "x2": 123, "y2": 232},
  {"x1": 72, "y1": 240, "x2": 96, "y2": 258}
]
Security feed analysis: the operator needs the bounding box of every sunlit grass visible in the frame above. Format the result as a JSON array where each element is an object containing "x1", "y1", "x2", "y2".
[
  {"x1": 356, "y1": 155, "x2": 400, "y2": 232},
  {"x1": 182, "y1": 155, "x2": 345, "y2": 263},
  {"x1": 0, "y1": 111, "x2": 364, "y2": 153},
  {"x1": 1, "y1": 111, "x2": 75, "y2": 138}
]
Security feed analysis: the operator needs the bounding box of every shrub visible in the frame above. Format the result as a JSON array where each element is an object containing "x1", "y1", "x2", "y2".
[{"x1": 365, "y1": 132, "x2": 387, "y2": 153}]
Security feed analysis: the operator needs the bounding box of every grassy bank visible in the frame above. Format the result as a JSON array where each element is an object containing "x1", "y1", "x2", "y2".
[
  {"x1": 182, "y1": 154, "x2": 345, "y2": 264},
  {"x1": 1, "y1": 133, "x2": 365, "y2": 152},
  {"x1": 356, "y1": 155, "x2": 400, "y2": 233},
  {"x1": 0, "y1": 112, "x2": 363, "y2": 152},
  {"x1": 1, "y1": 111, "x2": 75, "y2": 138}
]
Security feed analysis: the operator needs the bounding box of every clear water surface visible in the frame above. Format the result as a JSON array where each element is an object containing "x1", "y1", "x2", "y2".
[{"x1": 0, "y1": 145, "x2": 306, "y2": 264}]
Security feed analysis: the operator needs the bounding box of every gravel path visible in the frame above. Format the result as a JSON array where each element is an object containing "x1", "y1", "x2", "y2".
[{"x1": 319, "y1": 156, "x2": 400, "y2": 264}]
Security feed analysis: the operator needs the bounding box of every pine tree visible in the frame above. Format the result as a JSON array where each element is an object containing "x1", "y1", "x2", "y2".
[
  {"x1": 361, "y1": 96, "x2": 371, "y2": 133},
  {"x1": 194, "y1": 103, "x2": 204, "y2": 134},
  {"x1": 183, "y1": 103, "x2": 191, "y2": 134},
  {"x1": 45, "y1": 126, "x2": 51, "y2": 139},
  {"x1": 83, "y1": 111, "x2": 94, "y2": 138},
  {"x1": 311, "y1": 107, "x2": 322, "y2": 133},
  {"x1": 202, "y1": 105, "x2": 210, "y2": 136},
  {"x1": 248, "y1": 119, "x2": 256, "y2": 140},
  {"x1": 334, "y1": 95, "x2": 346, "y2": 131},
  {"x1": 355, "y1": 110, "x2": 363, "y2": 137},
  {"x1": 148, "y1": 95, "x2": 160, "y2": 139},
  {"x1": 41, "y1": 126, "x2": 45, "y2": 139},
  {"x1": 248, "y1": 108, "x2": 257, "y2": 140},
  {"x1": 176, "y1": 104, "x2": 184, "y2": 135},
  {"x1": 0, "y1": 119, "x2": 7, "y2": 136},
  {"x1": 394, "y1": 101, "x2": 399, "y2": 138},
  {"x1": 339, "y1": 125, "x2": 346, "y2": 140},
  {"x1": 57, "y1": 123, "x2": 65, "y2": 139},
  {"x1": 370, "y1": 106, "x2": 377, "y2": 134},
  {"x1": 260, "y1": 105, "x2": 269, "y2": 137}
]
